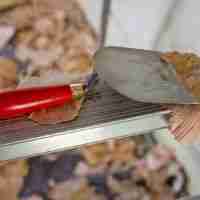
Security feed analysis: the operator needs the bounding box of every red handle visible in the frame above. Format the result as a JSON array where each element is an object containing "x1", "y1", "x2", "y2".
[{"x1": 0, "y1": 85, "x2": 73, "y2": 119}]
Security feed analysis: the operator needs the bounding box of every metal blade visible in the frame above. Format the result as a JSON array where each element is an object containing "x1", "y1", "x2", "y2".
[{"x1": 95, "y1": 47, "x2": 198, "y2": 104}]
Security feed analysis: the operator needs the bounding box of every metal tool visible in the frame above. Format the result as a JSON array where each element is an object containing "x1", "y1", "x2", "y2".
[
  {"x1": 0, "y1": 45, "x2": 197, "y2": 120},
  {"x1": 95, "y1": 47, "x2": 198, "y2": 104}
]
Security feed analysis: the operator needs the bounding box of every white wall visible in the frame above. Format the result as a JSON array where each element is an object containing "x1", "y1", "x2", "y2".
[
  {"x1": 156, "y1": 0, "x2": 200, "y2": 54},
  {"x1": 81, "y1": 0, "x2": 104, "y2": 34},
  {"x1": 104, "y1": 0, "x2": 200, "y2": 55},
  {"x1": 105, "y1": 0, "x2": 174, "y2": 49}
]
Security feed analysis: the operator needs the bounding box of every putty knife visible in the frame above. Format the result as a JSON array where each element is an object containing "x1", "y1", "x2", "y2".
[{"x1": 95, "y1": 47, "x2": 198, "y2": 104}]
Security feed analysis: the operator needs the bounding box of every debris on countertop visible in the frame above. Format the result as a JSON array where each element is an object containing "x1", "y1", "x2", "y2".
[{"x1": 18, "y1": 137, "x2": 189, "y2": 200}]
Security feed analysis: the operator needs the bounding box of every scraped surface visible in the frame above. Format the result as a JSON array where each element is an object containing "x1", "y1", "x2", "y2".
[
  {"x1": 29, "y1": 100, "x2": 83, "y2": 125},
  {"x1": 161, "y1": 52, "x2": 200, "y2": 143}
]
